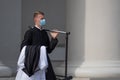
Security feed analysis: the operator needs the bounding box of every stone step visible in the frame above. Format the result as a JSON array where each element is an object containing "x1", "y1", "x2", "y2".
[{"x1": 0, "y1": 77, "x2": 15, "y2": 80}]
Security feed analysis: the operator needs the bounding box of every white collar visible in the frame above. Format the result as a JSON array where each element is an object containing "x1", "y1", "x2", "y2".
[{"x1": 35, "y1": 25, "x2": 42, "y2": 30}]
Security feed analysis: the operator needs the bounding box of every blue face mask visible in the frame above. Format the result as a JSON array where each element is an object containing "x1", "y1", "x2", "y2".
[{"x1": 40, "y1": 19, "x2": 46, "y2": 26}]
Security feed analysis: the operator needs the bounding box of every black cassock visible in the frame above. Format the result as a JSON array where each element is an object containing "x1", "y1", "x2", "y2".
[{"x1": 20, "y1": 26, "x2": 58, "y2": 80}]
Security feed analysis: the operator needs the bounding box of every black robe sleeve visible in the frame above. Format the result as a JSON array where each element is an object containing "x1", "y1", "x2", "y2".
[
  {"x1": 20, "y1": 29, "x2": 32, "y2": 51},
  {"x1": 45, "y1": 32, "x2": 58, "y2": 54},
  {"x1": 20, "y1": 29, "x2": 58, "y2": 53}
]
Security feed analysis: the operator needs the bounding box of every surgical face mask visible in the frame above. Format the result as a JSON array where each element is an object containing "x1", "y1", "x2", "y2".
[{"x1": 40, "y1": 19, "x2": 46, "y2": 26}]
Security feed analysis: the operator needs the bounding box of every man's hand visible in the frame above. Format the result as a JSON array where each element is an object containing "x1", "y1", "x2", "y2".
[{"x1": 50, "y1": 29, "x2": 59, "y2": 39}]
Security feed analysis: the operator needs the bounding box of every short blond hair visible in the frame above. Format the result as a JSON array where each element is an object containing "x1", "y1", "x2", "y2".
[{"x1": 33, "y1": 11, "x2": 44, "y2": 18}]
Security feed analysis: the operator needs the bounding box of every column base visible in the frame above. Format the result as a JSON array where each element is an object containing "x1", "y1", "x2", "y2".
[
  {"x1": 0, "y1": 65, "x2": 12, "y2": 77},
  {"x1": 55, "y1": 60, "x2": 120, "y2": 78}
]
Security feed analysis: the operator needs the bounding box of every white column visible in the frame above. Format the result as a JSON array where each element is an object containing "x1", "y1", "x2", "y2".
[{"x1": 55, "y1": 0, "x2": 120, "y2": 79}]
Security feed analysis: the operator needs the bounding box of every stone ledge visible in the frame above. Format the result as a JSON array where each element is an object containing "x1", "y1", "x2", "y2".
[
  {"x1": 0, "y1": 77, "x2": 15, "y2": 80},
  {"x1": 0, "y1": 66, "x2": 15, "y2": 77},
  {"x1": 55, "y1": 61, "x2": 120, "y2": 78}
]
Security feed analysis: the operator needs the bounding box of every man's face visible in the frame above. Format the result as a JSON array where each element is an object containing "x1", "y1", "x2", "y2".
[{"x1": 34, "y1": 14, "x2": 44, "y2": 25}]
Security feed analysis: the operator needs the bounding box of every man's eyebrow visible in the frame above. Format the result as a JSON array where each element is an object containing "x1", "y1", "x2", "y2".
[{"x1": 41, "y1": 18, "x2": 44, "y2": 19}]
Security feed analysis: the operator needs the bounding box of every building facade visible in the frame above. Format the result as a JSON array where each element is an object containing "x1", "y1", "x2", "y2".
[{"x1": 0, "y1": 0, "x2": 120, "y2": 80}]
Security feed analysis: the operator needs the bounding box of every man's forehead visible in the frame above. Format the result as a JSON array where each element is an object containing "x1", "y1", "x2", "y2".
[{"x1": 37, "y1": 14, "x2": 44, "y2": 18}]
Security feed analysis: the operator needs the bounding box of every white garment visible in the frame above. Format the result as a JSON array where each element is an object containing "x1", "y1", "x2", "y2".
[{"x1": 15, "y1": 46, "x2": 48, "y2": 80}]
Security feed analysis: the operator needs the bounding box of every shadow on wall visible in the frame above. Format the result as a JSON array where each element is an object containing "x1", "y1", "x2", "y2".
[
  {"x1": 54, "y1": 0, "x2": 86, "y2": 77},
  {"x1": 66, "y1": 0, "x2": 86, "y2": 76},
  {"x1": 0, "y1": 0, "x2": 21, "y2": 76}
]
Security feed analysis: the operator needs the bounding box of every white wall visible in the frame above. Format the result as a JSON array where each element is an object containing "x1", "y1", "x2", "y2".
[{"x1": 0, "y1": 0, "x2": 21, "y2": 75}]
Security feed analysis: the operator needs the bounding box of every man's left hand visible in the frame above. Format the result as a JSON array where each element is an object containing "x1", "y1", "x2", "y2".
[{"x1": 50, "y1": 30, "x2": 59, "y2": 39}]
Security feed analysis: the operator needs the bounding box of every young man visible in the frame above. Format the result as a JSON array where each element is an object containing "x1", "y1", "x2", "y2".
[{"x1": 19, "y1": 11, "x2": 59, "y2": 80}]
